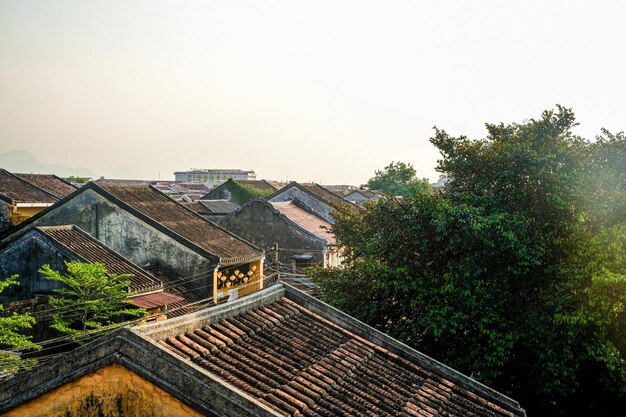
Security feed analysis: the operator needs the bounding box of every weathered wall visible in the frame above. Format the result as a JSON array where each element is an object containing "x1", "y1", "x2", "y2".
[
  {"x1": 220, "y1": 200, "x2": 325, "y2": 266},
  {"x1": 93, "y1": 196, "x2": 214, "y2": 297},
  {"x1": 267, "y1": 187, "x2": 334, "y2": 223},
  {"x1": 3, "y1": 189, "x2": 215, "y2": 297},
  {"x1": 0, "y1": 230, "x2": 66, "y2": 301},
  {"x1": 0, "y1": 363, "x2": 205, "y2": 417},
  {"x1": 0, "y1": 203, "x2": 9, "y2": 234}
]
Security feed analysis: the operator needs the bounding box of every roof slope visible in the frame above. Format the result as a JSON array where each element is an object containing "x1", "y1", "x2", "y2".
[
  {"x1": 38, "y1": 225, "x2": 162, "y2": 293},
  {"x1": 268, "y1": 182, "x2": 356, "y2": 209},
  {"x1": 14, "y1": 174, "x2": 77, "y2": 199},
  {"x1": 196, "y1": 199, "x2": 241, "y2": 214},
  {"x1": 96, "y1": 183, "x2": 263, "y2": 265},
  {"x1": 271, "y1": 201, "x2": 335, "y2": 244},
  {"x1": 0, "y1": 169, "x2": 58, "y2": 204},
  {"x1": 0, "y1": 284, "x2": 526, "y2": 417},
  {"x1": 302, "y1": 183, "x2": 350, "y2": 206},
  {"x1": 154, "y1": 286, "x2": 526, "y2": 417}
]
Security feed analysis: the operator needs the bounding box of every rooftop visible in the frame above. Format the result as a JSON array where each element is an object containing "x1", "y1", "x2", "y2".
[
  {"x1": 14, "y1": 174, "x2": 77, "y2": 199},
  {"x1": 268, "y1": 182, "x2": 356, "y2": 209},
  {"x1": 0, "y1": 169, "x2": 58, "y2": 205},
  {"x1": 0, "y1": 284, "x2": 526, "y2": 417},
  {"x1": 187, "y1": 199, "x2": 241, "y2": 214},
  {"x1": 37, "y1": 225, "x2": 162, "y2": 293},
  {"x1": 95, "y1": 182, "x2": 263, "y2": 265},
  {"x1": 271, "y1": 201, "x2": 335, "y2": 244}
]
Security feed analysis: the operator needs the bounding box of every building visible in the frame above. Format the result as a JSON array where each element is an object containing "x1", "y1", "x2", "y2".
[
  {"x1": 200, "y1": 179, "x2": 279, "y2": 205},
  {"x1": 0, "y1": 283, "x2": 527, "y2": 417},
  {"x1": 0, "y1": 169, "x2": 58, "y2": 233},
  {"x1": 183, "y1": 199, "x2": 241, "y2": 223},
  {"x1": 267, "y1": 182, "x2": 358, "y2": 224},
  {"x1": 0, "y1": 181, "x2": 265, "y2": 304},
  {"x1": 344, "y1": 188, "x2": 382, "y2": 205},
  {"x1": 13, "y1": 173, "x2": 77, "y2": 199},
  {"x1": 219, "y1": 198, "x2": 341, "y2": 273},
  {"x1": 174, "y1": 168, "x2": 257, "y2": 186},
  {"x1": 0, "y1": 225, "x2": 183, "y2": 316}
]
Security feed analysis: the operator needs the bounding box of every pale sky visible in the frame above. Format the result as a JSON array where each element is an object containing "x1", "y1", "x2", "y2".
[{"x1": 1, "y1": 1, "x2": 625, "y2": 184}]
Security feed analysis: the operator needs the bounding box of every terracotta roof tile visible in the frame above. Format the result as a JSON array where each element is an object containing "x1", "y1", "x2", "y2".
[
  {"x1": 129, "y1": 291, "x2": 184, "y2": 309},
  {"x1": 159, "y1": 297, "x2": 519, "y2": 417},
  {"x1": 0, "y1": 169, "x2": 58, "y2": 204},
  {"x1": 38, "y1": 225, "x2": 162, "y2": 293},
  {"x1": 95, "y1": 183, "x2": 263, "y2": 265},
  {"x1": 271, "y1": 201, "x2": 335, "y2": 244},
  {"x1": 14, "y1": 174, "x2": 77, "y2": 199}
]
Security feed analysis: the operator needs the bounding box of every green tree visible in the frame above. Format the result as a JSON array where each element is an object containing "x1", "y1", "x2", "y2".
[
  {"x1": 39, "y1": 262, "x2": 147, "y2": 341},
  {"x1": 0, "y1": 275, "x2": 40, "y2": 377},
  {"x1": 64, "y1": 175, "x2": 89, "y2": 184},
  {"x1": 312, "y1": 107, "x2": 626, "y2": 415},
  {"x1": 366, "y1": 161, "x2": 431, "y2": 197}
]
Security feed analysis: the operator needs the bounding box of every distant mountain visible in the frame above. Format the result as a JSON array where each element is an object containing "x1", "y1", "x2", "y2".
[{"x1": 0, "y1": 150, "x2": 96, "y2": 179}]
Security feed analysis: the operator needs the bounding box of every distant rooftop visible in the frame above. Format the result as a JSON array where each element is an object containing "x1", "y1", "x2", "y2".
[{"x1": 174, "y1": 168, "x2": 255, "y2": 175}]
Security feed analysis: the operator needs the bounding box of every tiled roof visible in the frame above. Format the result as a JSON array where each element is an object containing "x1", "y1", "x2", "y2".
[
  {"x1": 0, "y1": 169, "x2": 58, "y2": 205},
  {"x1": 301, "y1": 183, "x2": 350, "y2": 207},
  {"x1": 323, "y1": 185, "x2": 358, "y2": 196},
  {"x1": 129, "y1": 291, "x2": 184, "y2": 309},
  {"x1": 157, "y1": 291, "x2": 524, "y2": 417},
  {"x1": 271, "y1": 201, "x2": 335, "y2": 244},
  {"x1": 268, "y1": 182, "x2": 356, "y2": 209},
  {"x1": 14, "y1": 174, "x2": 77, "y2": 199},
  {"x1": 196, "y1": 199, "x2": 240, "y2": 214},
  {"x1": 346, "y1": 189, "x2": 382, "y2": 199},
  {"x1": 147, "y1": 268, "x2": 215, "y2": 318},
  {"x1": 95, "y1": 183, "x2": 263, "y2": 265},
  {"x1": 38, "y1": 225, "x2": 162, "y2": 293},
  {"x1": 0, "y1": 284, "x2": 526, "y2": 416}
]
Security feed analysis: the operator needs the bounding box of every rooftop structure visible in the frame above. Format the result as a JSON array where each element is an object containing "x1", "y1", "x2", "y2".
[
  {"x1": 0, "y1": 283, "x2": 527, "y2": 417},
  {"x1": 14, "y1": 173, "x2": 77, "y2": 199},
  {"x1": 174, "y1": 168, "x2": 257, "y2": 184}
]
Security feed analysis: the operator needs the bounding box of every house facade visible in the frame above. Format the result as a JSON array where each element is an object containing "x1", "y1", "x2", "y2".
[
  {"x1": 266, "y1": 182, "x2": 356, "y2": 224},
  {"x1": 0, "y1": 225, "x2": 182, "y2": 314},
  {"x1": 219, "y1": 199, "x2": 341, "y2": 273},
  {"x1": 0, "y1": 182, "x2": 265, "y2": 303},
  {"x1": 344, "y1": 188, "x2": 382, "y2": 205},
  {"x1": 200, "y1": 179, "x2": 279, "y2": 205},
  {"x1": 0, "y1": 169, "x2": 58, "y2": 233}
]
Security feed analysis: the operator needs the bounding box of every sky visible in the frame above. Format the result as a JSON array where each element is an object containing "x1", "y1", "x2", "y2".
[{"x1": 1, "y1": 1, "x2": 625, "y2": 184}]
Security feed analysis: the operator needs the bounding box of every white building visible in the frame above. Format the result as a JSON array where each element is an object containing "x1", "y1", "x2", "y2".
[{"x1": 173, "y1": 168, "x2": 257, "y2": 186}]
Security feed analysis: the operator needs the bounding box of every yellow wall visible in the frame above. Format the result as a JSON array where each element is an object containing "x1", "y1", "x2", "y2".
[
  {"x1": 213, "y1": 259, "x2": 263, "y2": 303},
  {"x1": 1, "y1": 363, "x2": 204, "y2": 417},
  {"x1": 7, "y1": 204, "x2": 46, "y2": 226}
]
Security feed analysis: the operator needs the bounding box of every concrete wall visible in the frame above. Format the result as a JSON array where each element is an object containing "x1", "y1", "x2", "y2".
[
  {"x1": 268, "y1": 186, "x2": 334, "y2": 223},
  {"x1": 1, "y1": 363, "x2": 205, "y2": 417},
  {"x1": 0, "y1": 231, "x2": 67, "y2": 301},
  {"x1": 3, "y1": 189, "x2": 216, "y2": 297},
  {"x1": 220, "y1": 200, "x2": 326, "y2": 268}
]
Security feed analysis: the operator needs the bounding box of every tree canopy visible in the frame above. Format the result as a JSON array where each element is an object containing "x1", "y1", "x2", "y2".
[
  {"x1": 0, "y1": 275, "x2": 40, "y2": 377},
  {"x1": 366, "y1": 161, "x2": 431, "y2": 197},
  {"x1": 39, "y1": 261, "x2": 146, "y2": 342},
  {"x1": 312, "y1": 106, "x2": 626, "y2": 415}
]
